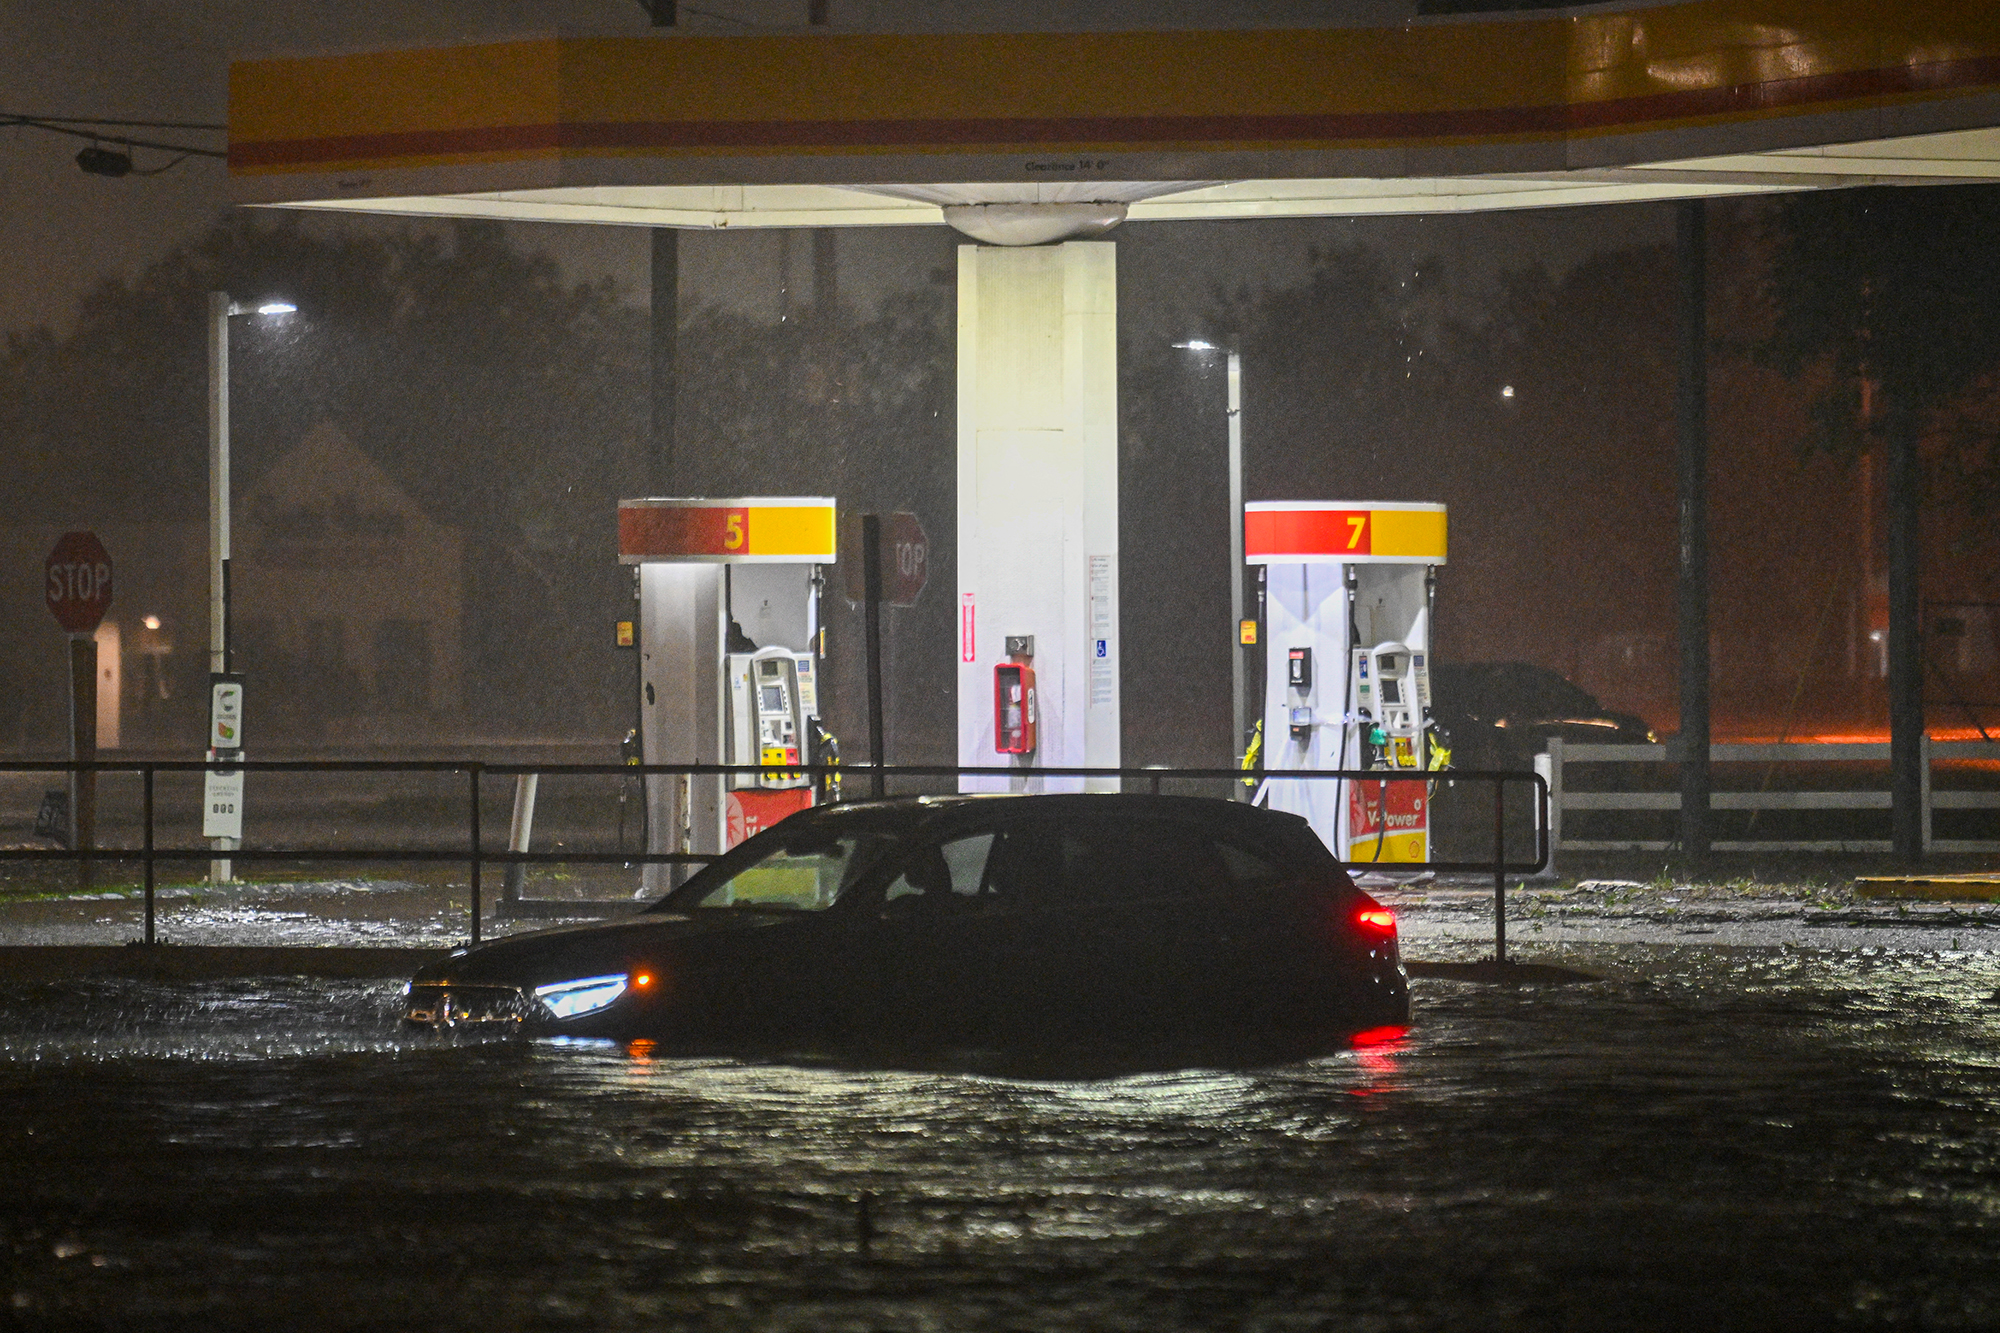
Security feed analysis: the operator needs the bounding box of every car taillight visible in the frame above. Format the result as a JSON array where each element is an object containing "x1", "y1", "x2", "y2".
[{"x1": 1352, "y1": 899, "x2": 1397, "y2": 935}]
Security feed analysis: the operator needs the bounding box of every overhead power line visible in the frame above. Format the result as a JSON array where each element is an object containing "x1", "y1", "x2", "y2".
[
  {"x1": 2, "y1": 112, "x2": 226, "y2": 174},
  {"x1": 6, "y1": 113, "x2": 226, "y2": 131}
]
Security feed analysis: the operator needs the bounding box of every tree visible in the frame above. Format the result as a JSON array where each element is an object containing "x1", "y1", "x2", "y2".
[
  {"x1": 1762, "y1": 185, "x2": 2000, "y2": 463},
  {"x1": 0, "y1": 213, "x2": 650, "y2": 740},
  {"x1": 1760, "y1": 183, "x2": 2000, "y2": 857}
]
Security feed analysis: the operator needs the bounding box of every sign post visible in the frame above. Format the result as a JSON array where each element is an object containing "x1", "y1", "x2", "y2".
[
  {"x1": 843, "y1": 513, "x2": 926, "y2": 797},
  {"x1": 204, "y1": 675, "x2": 245, "y2": 881},
  {"x1": 45, "y1": 532, "x2": 113, "y2": 888},
  {"x1": 842, "y1": 511, "x2": 929, "y2": 607}
]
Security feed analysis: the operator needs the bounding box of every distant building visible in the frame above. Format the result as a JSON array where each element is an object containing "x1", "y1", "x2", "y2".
[{"x1": 234, "y1": 421, "x2": 464, "y2": 742}]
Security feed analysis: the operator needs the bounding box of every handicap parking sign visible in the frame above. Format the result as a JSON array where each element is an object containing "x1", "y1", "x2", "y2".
[{"x1": 1095, "y1": 639, "x2": 1107, "y2": 658}]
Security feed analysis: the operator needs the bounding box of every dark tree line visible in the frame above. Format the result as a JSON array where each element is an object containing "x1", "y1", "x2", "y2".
[
  {"x1": 0, "y1": 213, "x2": 961, "y2": 753},
  {"x1": 8, "y1": 190, "x2": 2000, "y2": 755}
]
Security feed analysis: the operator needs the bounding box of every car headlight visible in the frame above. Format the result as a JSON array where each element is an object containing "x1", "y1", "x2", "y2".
[{"x1": 533, "y1": 974, "x2": 629, "y2": 1019}]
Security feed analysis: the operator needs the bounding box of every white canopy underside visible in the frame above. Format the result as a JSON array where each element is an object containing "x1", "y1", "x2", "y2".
[{"x1": 264, "y1": 126, "x2": 2000, "y2": 229}]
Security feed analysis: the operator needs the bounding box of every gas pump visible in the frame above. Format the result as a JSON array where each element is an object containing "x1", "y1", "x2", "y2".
[
  {"x1": 727, "y1": 646, "x2": 815, "y2": 786},
  {"x1": 618, "y1": 498, "x2": 838, "y2": 891},
  {"x1": 1351, "y1": 643, "x2": 1432, "y2": 768},
  {"x1": 1245, "y1": 501, "x2": 1447, "y2": 863},
  {"x1": 1345, "y1": 641, "x2": 1438, "y2": 862}
]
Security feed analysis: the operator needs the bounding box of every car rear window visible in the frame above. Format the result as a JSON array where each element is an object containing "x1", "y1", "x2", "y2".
[
  {"x1": 1213, "y1": 838, "x2": 1288, "y2": 886},
  {"x1": 972, "y1": 818, "x2": 1285, "y2": 906}
]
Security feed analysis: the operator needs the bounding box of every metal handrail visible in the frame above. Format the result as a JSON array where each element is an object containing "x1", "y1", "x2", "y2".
[{"x1": 1, "y1": 759, "x2": 1548, "y2": 961}]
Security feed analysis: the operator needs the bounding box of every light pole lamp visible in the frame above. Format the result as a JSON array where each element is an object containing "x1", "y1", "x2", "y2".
[
  {"x1": 207, "y1": 292, "x2": 295, "y2": 881},
  {"x1": 1175, "y1": 341, "x2": 1247, "y2": 791}
]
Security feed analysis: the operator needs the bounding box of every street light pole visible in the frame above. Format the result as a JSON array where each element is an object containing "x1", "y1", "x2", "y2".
[
  {"x1": 1177, "y1": 341, "x2": 1250, "y2": 793},
  {"x1": 206, "y1": 293, "x2": 295, "y2": 884},
  {"x1": 208, "y1": 292, "x2": 234, "y2": 883}
]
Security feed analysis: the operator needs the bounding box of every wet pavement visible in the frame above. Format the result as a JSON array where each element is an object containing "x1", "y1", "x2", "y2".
[{"x1": 3, "y1": 877, "x2": 2000, "y2": 1329}]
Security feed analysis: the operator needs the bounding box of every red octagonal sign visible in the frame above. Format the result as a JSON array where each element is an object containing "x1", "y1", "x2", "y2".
[
  {"x1": 45, "y1": 530, "x2": 113, "y2": 634},
  {"x1": 842, "y1": 512, "x2": 929, "y2": 608}
]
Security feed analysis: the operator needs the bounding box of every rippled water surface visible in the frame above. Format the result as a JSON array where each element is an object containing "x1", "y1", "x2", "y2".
[{"x1": 5, "y1": 946, "x2": 2000, "y2": 1331}]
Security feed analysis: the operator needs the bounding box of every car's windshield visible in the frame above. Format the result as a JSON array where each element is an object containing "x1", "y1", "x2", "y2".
[{"x1": 665, "y1": 831, "x2": 893, "y2": 912}]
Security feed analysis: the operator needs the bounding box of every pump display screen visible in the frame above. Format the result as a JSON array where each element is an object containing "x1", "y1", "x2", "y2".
[
  {"x1": 761, "y1": 686, "x2": 785, "y2": 712},
  {"x1": 1381, "y1": 677, "x2": 1402, "y2": 705}
]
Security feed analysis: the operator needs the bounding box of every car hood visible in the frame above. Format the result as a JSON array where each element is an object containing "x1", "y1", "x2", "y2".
[{"x1": 412, "y1": 911, "x2": 796, "y2": 988}]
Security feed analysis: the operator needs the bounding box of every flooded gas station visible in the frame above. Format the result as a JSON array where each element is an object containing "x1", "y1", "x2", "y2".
[{"x1": 13, "y1": 0, "x2": 2000, "y2": 1326}]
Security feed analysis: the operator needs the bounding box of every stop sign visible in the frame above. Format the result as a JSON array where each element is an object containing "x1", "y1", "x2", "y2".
[
  {"x1": 842, "y1": 512, "x2": 929, "y2": 607},
  {"x1": 45, "y1": 531, "x2": 113, "y2": 634}
]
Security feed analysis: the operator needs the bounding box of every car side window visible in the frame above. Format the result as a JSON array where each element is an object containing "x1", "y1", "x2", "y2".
[{"x1": 882, "y1": 832, "x2": 997, "y2": 911}]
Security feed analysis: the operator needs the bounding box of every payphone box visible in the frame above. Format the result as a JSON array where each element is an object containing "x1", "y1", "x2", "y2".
[{"x1": 994, "y1": 662, "x2": 1037, "y2": 754}]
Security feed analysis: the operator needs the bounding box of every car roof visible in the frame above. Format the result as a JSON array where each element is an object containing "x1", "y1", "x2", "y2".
[
  {"x1": 803, "y1": 792, "x2": 1312, "y2": 835},
  {"x1": 1429, "y1": 660, "x2": 1606, "y2": 716}
]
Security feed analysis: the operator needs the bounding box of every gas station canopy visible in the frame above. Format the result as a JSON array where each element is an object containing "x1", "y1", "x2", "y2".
[{"x1": 231, "y1": 1, "x2": 2000, "y2": 234}]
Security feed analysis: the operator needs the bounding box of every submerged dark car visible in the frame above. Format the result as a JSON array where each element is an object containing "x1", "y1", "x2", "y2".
[{"x1": 406, "y1": 794, "x2": 1408, "y2": 1057}]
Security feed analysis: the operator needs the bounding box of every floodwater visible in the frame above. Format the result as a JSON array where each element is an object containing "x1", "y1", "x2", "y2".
[{"x1": 4, "y1": 944, "x2": 2000, "y2": 1330}]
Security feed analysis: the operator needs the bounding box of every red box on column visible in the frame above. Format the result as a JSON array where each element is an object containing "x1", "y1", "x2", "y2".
[{"x1": 994, "y1": 663, "x2": 1036, "y2": 754}]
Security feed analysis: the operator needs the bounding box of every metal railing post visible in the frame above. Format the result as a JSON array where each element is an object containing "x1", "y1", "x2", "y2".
[
  {"x1": 504, "y1": 772, "x2": 538, "y2": 902},
  {"x1": 1493, "y1": 776, "x2": 1508, "y2": 965},
  {"x1": 1920, "y1": 733, "x2": 1933, "y2": 857},
  {"x1": 468, "y1": 764, "x2": 482, "y2": 947},
  {"x1": 1542, "y1": 736, "x2": 1564, "y2": 876},
  {"x1": 142, "y1": 764, "x2": 156, "y2": 946}
]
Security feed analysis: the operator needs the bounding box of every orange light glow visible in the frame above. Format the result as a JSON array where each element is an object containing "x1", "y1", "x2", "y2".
[
  {"x1": 633, "y1": 973, "x2": 653, "y2": 988},
  {"x1": 1718, "y1": 728, "x2": 1997, "y2": 745},
  {"x1": 1711, "y1": 728, "x2": 2000, "y2": 770},
  {"x1": 627, "y1": 1038, "x2": 656, "y2": 1064}
]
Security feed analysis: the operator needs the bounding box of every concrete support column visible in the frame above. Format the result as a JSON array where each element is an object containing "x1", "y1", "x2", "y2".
[
  {"x1": 956, "y1": 242, "x2": 1119, "y2": 790},
  {"x1": 639, "y1": 563, "x2": 724, "y2": 892},
  {"x1": 651, "y1": 228, "x2": 678, "y2": 492}
]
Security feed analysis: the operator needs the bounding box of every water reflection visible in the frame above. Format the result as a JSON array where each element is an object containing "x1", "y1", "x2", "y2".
[{"x1": 1347, "y1": 1024, "x2": 1407, "y2": 1093}]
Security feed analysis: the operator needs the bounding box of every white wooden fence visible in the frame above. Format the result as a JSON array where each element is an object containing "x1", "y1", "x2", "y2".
[{"x1": 1538, "y1": 737, "x2": 2000, "y2": 865}]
